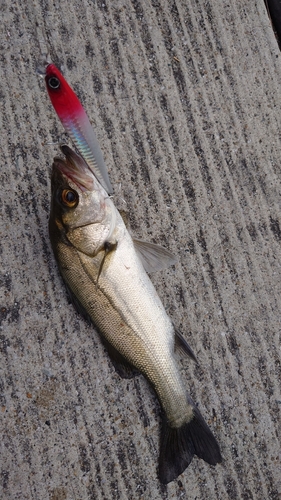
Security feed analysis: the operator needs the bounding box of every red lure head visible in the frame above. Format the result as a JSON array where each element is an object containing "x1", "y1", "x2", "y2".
[
  {"x1": 45, "y1": 63, "x2": 82, "y2": 118},
  {"x1": 44, "y1": 62, "x2": 113, "y2": 194}
]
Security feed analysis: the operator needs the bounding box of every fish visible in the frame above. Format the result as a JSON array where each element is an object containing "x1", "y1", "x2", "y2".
[
  {"x1": 264, "y1": 0, "x2": 281, "y2": 49},
  {"x1": 49, "y1": 145, "x2": 222, "y2": 483},
  {"x1": 43, "y1": 61, "x2": 113, "y2": 195}
]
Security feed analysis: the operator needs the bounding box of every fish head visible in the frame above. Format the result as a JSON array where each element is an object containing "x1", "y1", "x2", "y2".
[{"x1": 49, "y1": 145, "x2": 116, "y2": 256}]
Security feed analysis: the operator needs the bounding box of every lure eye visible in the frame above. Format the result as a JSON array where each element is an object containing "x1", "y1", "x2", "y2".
[
  {"x1": 61, "y1": 189, "x2": 78, "y2": 208},
  {"x1": 47, "y1": 76, "x2": 61, "y2": 89}
]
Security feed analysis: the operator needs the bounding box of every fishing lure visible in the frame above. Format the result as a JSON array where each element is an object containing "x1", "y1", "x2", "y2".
[{"x1": 44, "y1": 62, "x2": 113, "y2": 194}]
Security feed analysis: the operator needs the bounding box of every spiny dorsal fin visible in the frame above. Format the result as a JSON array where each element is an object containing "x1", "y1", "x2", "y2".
[
  {"x1": 65, "y1": 283, "x2": 136, "y2": 378},
  {"x1": 64, "y1": 283, "x2": 92, "y2": 324}
]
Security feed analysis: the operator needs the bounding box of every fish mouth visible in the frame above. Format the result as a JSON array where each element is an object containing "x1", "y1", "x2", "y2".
[{"x1": 53, "y1": 145, "x2": 96, "y2": 191}]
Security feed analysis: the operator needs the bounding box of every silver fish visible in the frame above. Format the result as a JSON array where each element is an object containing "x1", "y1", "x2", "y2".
[{"x1": 49, "y1": 145, "x2": 222, "y2": 483}]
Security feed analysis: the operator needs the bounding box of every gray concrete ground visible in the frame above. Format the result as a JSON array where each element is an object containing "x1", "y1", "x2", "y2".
[{"x1": 1, "y1": 1, "x2": 281, "y2": 498}]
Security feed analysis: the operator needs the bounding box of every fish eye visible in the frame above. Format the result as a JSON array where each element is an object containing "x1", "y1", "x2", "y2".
[
  {"x1": 48, "y1": 76, "x2": 60, "y2": 89},
  {"x1": 61, "y1": 189, "x2": 78, "y2": 208}
]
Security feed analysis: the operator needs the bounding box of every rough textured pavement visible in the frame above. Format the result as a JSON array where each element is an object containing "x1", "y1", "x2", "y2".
[{"x1": 1, "y1": 1, "x2": 281, "y2": 499}]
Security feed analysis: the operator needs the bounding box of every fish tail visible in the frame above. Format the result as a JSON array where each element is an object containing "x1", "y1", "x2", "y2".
[{"x1": 159, "y1": 399, "x2": 222, "y2": 484}]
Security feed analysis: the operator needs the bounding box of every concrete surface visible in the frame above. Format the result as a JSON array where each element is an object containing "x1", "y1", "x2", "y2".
[{"x1": 1, "y1": 1, "x2": 281, "y2": 498}]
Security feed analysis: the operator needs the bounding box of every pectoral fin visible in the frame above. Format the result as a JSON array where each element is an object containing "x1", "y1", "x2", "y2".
[
  {"x1": 133, "y1": 239, "x2": 177, "y2": 273},
  {"x1": 96, "y1": 241, "x2": 117, "y2": 287}
]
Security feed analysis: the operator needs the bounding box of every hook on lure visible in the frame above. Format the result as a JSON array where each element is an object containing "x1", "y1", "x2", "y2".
[{"x1": 40, "y1": 58, "x2": 113, "y2": 195}]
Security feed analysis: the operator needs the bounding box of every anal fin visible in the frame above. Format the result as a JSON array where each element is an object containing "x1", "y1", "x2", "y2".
[{"x1": 174, "y1": 329, "x2": 198, "y2": 364}]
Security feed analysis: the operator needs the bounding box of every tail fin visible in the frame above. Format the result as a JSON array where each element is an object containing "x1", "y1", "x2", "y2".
[{"x1": 159, "y1": 402, "x2": 222, "y2": 484}]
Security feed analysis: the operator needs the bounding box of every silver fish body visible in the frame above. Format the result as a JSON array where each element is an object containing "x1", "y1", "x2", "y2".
[{"x1": 49, "y1": 146, "x2": 221, "y2": 483}]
